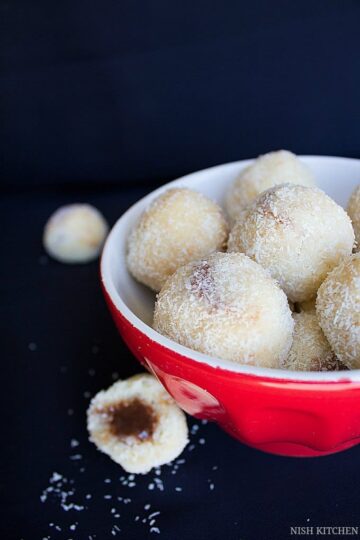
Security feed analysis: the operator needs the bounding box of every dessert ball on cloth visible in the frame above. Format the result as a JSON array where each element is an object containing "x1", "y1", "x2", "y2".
[
  {"x1": 347, "y1": 185, "x2": 360, "y2": 251},
  {"x1": 228, "y1": 184, "x2": 354, "y2": 302},
  {"x1": 316, "y1": 253, "x2": 360, "y2": 369},
  {"x1": 127, "y1": 188, "x2": 229, "y2": 292},
  {"x1": 283, "y1": 310, "x2": 344, "y2": 372},
  {"x1": 153, "y1": 252, "x2": 294, "y2": 368},
  {"x1": 87, "y1": 374, "x2": 188, "y2": 474},
  {"x1": 43, "y1": 204, "x2": 108, "y2": 263},
  {"x1": 225, "y1": 150, "x2": 315, "y2": 222}
]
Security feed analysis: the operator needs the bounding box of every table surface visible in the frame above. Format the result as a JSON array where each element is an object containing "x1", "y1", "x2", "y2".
[{"x1": 2, "y1": 186, "x2": 360, "y2": 540}]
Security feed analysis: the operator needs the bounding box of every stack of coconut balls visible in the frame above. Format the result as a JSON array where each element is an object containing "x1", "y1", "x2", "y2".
[{"x1": 127, "y1": 150, "x2": 360, "y2": 372}]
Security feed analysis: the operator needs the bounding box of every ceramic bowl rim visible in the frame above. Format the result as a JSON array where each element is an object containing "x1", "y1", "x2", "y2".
[{"x1": 101, "y1": 155, "x2": 360, "y2": 383}]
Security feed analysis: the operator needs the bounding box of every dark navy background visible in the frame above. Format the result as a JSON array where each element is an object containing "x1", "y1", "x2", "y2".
[
  {"x1": 2, "y1": 2, "x2": 360, "y2": 539},
  {"x1": 1, "y1": 0, "x2": 360, "y2": 189}
]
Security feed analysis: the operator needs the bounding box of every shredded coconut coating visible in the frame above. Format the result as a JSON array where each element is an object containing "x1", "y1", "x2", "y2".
[
  {"x1": 127, "y1": 188, "x2": 229, "y2": 291},
  {"x1": 153, "y1": 252, "x2": 294, "y2": 368},
  {"x1": 228, "y1": 184, "x2": 355, "y2": 302},
  {"x1": 347, "y1": 185, "x2": 360, "y2": 251},
  {"x1": 283, "y1": 310, "x2": 345, "y2": 372},
  {"x1": 225, "y1": 150, "x2": 315, "y2": 222},
  {"x1": 316, "y1": 253, "x2": 360, "y2": 369},
  {"x1": 87, "y1": 374, "x2": 188, "y2": 474}
]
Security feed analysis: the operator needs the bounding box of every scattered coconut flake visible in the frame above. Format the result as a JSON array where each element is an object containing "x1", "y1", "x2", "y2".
[
  {"x1": 149, "y1": 511, "x2": 161, "y2": 520},
  {"x1": 39, "y1": 412, "x2": 212, "y2": 537},
  {"x1": 50, "y1": 472, "x2": 63, "y2": 483},
  {"x1": 69, "y1": 454, "x2": 82, "y2": 461}
]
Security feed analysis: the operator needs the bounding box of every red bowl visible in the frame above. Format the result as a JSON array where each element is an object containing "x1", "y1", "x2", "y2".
[{"x1": 101, "y1": 156, "x2": 360, "y2": 458}]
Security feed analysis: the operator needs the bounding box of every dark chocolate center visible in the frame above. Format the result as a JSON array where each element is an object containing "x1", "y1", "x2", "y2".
[{"x1": 107, "y1": 398, "x2": 157, "y2": 441}]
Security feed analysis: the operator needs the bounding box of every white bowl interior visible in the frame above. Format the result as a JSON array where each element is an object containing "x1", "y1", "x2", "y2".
[{"x1": 101, "y1": 156, "x2": 360, "y2": 382}]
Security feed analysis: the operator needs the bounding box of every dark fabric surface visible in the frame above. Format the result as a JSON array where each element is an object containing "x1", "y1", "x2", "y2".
[
  {"x1": 2, "y1": 0, "x2": 360, "y2": 189},
  {"x1": 2, "y1": 188, "x2": 360, "y2": 540},
  {"x1": 3, "y1": 1, "x2": 360, "y2": 538}
]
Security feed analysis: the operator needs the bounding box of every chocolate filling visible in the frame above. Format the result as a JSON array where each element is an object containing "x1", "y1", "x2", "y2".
[{"x1": 105, "y1": 398, "x2": 157, "y2": 441}]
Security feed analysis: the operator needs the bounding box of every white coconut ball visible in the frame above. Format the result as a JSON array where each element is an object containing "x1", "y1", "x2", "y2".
[
  {"x1": 347, "y1": 185, "x2": 360, "y2": 251},
  {"x1": 43, "y1": 204, "x2": 108, "y2": 263},
  {"x1": 228, "y1": 184, "x2": 355, "y2": 302},
  {"x1": 282, "y1": 310, "x2": 344, "y2": 372},
  {"x1": 153, "y1": 252, "x2": 294, "y2": 368},
  {"x1": 225, "y1": 150, "x2": 315, "y2": 222},
  {"x1": 316, "y1": 253, "x2": 360, "y2": 369},
  {"x1": 127, "y1": 188, "x2": 229, "y2": 292},
  {"x1": 87, "y1": 374, "x2": 188, "y2": 474}
]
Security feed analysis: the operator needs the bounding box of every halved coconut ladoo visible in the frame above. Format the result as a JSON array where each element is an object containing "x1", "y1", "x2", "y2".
[{"x1": 87, "y1": 374, "x2": 188, "y2": 474}]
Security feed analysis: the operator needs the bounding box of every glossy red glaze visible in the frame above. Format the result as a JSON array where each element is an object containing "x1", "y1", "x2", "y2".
[{"x1": 103, "y1": 286, "x2": 360, "y2": 458}]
